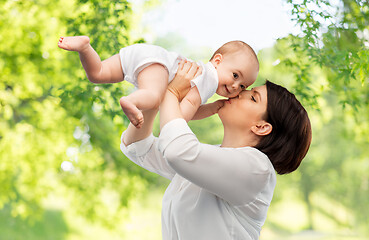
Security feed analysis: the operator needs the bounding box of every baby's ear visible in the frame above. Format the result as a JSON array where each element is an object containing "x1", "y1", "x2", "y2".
[
  {"x1": 251, "y1": 121, "x2": 272, "y2": 136},
  {"x1": 212, "y1": 53, "x2": 223, "y2": 66}
]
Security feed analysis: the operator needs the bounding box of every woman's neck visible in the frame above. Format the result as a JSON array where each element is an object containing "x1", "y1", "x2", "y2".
[{"x1": 221, "y1": 127, "x2": 259, "y2": 148}]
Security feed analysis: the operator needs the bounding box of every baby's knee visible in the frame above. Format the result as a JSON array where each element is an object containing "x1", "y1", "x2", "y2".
[
  {"x1": 86, "y1": 74, "x2": 102, "y2": 84},
  {"x1": 150, "y1": 92, "x2": 163, "y2": 108}
]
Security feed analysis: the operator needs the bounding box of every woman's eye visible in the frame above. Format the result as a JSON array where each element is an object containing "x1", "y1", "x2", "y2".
[
  {"x1": 233, "y1": 73, "x2": 239, "y2": 79},
  {"x1": 251, "y1": 96, "x2": 256, "y2": 102}
]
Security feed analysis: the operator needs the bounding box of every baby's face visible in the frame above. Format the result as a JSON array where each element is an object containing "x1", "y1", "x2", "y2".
[{"x1": 212, "y1": 52, "x2": 258, "y2": 98}]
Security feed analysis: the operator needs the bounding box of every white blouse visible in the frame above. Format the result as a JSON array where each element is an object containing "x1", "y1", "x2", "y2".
[{"x1": 120, "y1": 119, "x2": 276, "y2": 240}]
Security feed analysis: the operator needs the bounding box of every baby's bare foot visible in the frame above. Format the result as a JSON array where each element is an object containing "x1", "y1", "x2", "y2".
[
  {"x1": 120, "y1": 97, "x2": 144, "y2": 129},
  {"x1": 58, "y1": 36, "x2": 90, "y2": 52}
]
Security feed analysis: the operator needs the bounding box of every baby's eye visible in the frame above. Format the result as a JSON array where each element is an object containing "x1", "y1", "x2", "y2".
[
  {"x1": 233, "y1": 73, "x2": 239, "y2": 79},
  {"x1": 240, "y1": 85, "x2": 246, "y2": 90}
]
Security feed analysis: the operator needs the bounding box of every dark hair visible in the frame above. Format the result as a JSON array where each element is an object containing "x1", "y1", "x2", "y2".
[{"x1": 255, "y1": 80, "x2": 312, "y2": 175}]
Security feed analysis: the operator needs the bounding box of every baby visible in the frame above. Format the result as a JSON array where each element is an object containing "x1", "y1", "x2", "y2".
[{"x1": 58, "y1": 36, "x2": 259, "y2": 128}]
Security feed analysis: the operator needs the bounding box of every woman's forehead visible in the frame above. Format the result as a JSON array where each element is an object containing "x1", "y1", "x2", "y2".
[
  {"x1": 251, "y1": 85, "x2": 266, "y2": 92},
  {"x1": 252, "y1": 85, "x2": 267, "y2": 102}
]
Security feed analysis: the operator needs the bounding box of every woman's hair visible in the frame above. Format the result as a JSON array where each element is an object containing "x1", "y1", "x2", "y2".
[{"x1": 255, "y1": 80, "x2": 312, "y2": 175}]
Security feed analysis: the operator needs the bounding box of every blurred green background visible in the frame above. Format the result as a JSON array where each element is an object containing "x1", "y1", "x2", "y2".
[{"x1": 1, "y1": 0, "x2": 368, "y2": 239}]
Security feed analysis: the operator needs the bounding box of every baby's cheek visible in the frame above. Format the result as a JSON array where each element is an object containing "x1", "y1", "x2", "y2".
[
  {"x1": 232, "y1": 89, "x2": 242, "y2": 97},
  {"x1": 230, "y1": 92, "x2": 240, "y2": 98},
  {"x1": 215, "y1": 85, "x2": 223, "y2": 95}
]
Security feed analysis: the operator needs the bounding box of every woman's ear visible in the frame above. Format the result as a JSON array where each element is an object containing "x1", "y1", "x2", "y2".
[{"x1": 251, "y1": 121, "x2": 272, "y2": 136}]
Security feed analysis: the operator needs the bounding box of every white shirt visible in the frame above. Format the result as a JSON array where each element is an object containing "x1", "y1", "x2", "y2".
[{"x1": 120, "y1": 119, "x2": 276, "y2": 240}]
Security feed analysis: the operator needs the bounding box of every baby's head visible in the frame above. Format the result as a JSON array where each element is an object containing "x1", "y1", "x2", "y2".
[{"x1": 210, "y1": 41, "x2": 259, "y2": 98}]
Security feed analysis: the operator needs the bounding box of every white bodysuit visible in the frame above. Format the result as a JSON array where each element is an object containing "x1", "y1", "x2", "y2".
[
  {"x1": 121, "y1": 118, "x2": 277, "y2": 240},
  {"x1": 119, "y1": 44, "x2": 218, "y2": 104}
]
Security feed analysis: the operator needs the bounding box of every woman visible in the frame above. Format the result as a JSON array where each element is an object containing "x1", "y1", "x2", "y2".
[{"x1": 121, "y1": 61, "x2": 312, "y2": 240}]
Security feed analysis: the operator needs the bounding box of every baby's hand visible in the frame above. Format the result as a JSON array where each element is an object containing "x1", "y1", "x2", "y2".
[
  {"x1": 213, "y1": 99, "x2": 226, "y2": 113},
  {"x1": 168, "y1": 60, "x2": 202, "y2": 101},
  {"x1": 191, "y1": 99, "x2": 226, "y2": 120}
]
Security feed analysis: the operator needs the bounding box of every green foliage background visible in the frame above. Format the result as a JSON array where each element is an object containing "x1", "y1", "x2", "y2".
[
  {"x1": 0, "y1": 0, "x2": 368, "y2": 239},
  {"x1": 0, "y1": 0, "x2": 153, "y2": 230}
]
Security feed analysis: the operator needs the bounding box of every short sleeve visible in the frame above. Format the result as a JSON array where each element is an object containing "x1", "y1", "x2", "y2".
[{"x1": 190, "y1": 62, "x2": 218, "y2": 104}]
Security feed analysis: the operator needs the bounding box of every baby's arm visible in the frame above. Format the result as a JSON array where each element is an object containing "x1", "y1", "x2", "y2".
[
  {"x1": 192, "y1": 99, "x2": 225, "y2": 120},
  {"x1": 180, "y1": 87, "x2": 202, "y2": 122}
]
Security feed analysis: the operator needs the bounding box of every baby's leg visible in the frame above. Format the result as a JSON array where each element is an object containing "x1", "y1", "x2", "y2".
[
  {"x1": 58, "y1": 36, "x2": 123, "y2": 83},
  {"x1": 123, "y1": 108, "x2": 159, "y2": 146},
  {"x1": 120, "y1": 63, "x2": 168, "y2": 128}
]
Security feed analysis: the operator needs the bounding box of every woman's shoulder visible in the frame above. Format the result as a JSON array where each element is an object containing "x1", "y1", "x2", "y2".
[{"x1": 236, "y1": 146, "x2": 275, "y2": 175}]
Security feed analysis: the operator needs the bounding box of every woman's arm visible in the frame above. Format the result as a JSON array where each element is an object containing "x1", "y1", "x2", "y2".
[
  {"x1": 161, "y1": 128, "x2": 273, "y2": 205},
  {"x1": 121, "y1": 108, "x2": 177, "y2": 180},
  {"x1": 121, "y1": 60, "x2": 199, "y2": 179},
  {"x1": 179, "y1": 86, "x2": 202, "y2": 122}
]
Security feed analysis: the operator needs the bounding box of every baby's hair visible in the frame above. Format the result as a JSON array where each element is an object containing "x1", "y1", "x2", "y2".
[{"x1": 209, "y1": 41, "x2": 259, "y2": 68}]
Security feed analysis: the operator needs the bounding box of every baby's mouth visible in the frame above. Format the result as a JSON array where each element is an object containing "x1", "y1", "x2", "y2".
[{"x1": 225, "y1": 86, "x2": 231, "y2": 94}]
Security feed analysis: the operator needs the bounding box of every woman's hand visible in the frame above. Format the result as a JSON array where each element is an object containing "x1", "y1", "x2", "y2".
[{"x1": 168, "y1": 60, "x2": 202, "y2": 101}]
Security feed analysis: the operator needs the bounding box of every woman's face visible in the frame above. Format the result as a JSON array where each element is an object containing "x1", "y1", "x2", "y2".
[{"x1": 218, "y1": 85, "x2": 268, "y2": 130}]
